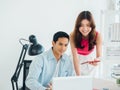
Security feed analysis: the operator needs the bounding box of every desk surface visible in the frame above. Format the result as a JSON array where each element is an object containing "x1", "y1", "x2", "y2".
[{"x1": 93, "y1": 78, "x2": 120, "y2": 90}]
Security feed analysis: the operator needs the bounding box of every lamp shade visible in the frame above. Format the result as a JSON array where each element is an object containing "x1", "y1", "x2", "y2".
[{"x1": 28, "y1": 35, "x2": 44, "y2": 55}]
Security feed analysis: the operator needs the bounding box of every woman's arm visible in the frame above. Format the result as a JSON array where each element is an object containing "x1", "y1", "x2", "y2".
[
  {"x1": 70, "y1": 32, "x2": 80, "y2": 76},
  {"x1": 96, "y1": 32, "x2": 102, "y2": 58},
  {"x1": 87, "y1": 32, "x2": 102, "y2": 66}
]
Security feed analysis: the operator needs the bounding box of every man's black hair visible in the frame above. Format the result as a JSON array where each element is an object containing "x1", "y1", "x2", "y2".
[{"x1": 53, "y1": 31, "x2": 69, "y2": 42}]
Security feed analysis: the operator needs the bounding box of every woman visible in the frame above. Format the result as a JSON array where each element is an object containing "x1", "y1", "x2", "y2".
[{"x1": 70, "y1": 11, "x2": 102, "y2": 76}]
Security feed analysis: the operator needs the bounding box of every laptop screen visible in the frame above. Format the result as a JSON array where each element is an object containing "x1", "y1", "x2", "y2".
[{"x1": 52, "y1": 76, "x2": 93, "y2": 90}]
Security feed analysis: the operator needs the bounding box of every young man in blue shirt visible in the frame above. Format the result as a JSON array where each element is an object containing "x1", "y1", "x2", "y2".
[{"x1": 26, "y1": 31, "x2": 75, "y2": 90}]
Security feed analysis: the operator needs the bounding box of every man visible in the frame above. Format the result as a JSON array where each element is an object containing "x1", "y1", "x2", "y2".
[{"x1": 26, "y1": 31, "x2": 75, "y2": 90}]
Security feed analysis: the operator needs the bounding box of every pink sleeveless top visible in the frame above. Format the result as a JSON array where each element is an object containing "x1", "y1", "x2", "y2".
[{"x1": 77, "y1": 32, "x2": 98, "y2": 55}]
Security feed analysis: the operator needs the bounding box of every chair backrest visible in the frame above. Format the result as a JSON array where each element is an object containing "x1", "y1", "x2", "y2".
[{"x1": 23, "y1": 60, "x2": 32, "y2": 90}]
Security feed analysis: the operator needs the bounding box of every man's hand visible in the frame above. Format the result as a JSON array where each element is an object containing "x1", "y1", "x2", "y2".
[{"x1": 46, "y1": 83, "x2": 52, "y2": 90}]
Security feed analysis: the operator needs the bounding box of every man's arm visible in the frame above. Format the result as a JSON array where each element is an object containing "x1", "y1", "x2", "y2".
[{"x1": 25, "y1": 55, "x2": 46, "y2": 90}]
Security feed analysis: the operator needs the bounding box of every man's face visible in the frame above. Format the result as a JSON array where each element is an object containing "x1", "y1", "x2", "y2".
[{"x1": 52, "y1": 37, "x2": 69, "y2": 56}]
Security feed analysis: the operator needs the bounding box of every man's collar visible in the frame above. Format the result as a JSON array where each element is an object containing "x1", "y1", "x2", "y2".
[{"x1": 47, "y1": 47, "x2": 66, "y2": 61}]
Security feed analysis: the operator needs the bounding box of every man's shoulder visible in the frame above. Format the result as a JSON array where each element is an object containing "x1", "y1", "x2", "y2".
[
  {"x1": 39, "y1": 49, "x2": 50, "y2": 56},
  {"x1": 62, "y1": 53, "x2": 71, "y2": 62},
  {"x1": 37, "y1": 48, "x2": 53, "y2": 60}
]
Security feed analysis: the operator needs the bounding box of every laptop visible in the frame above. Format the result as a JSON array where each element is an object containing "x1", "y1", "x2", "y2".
[{"x1": 52, "y1": 76, "x2": 93, "y2": 90}]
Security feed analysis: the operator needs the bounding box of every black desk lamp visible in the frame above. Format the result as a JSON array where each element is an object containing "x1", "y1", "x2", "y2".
[{"x1": 11, "y1": 35, "x2": 44, "y2": 90}]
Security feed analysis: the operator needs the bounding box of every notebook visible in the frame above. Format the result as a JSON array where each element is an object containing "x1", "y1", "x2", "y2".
[{"x1": 52, "y1": 76, "x2": 93, "y2": 90}]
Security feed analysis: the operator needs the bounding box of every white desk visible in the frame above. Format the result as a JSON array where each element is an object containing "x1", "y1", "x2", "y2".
[
  {"x1": 93, "y1": 78, "x2": 120, "y2": 90},
  {"x1": 52, "y1": 77, "x2": 120, "y2": 90}
]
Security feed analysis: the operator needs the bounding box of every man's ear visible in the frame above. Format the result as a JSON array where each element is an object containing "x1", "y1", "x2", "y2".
[{"x1": 52, "y1": 41, "x2": 55, "y2": 46}]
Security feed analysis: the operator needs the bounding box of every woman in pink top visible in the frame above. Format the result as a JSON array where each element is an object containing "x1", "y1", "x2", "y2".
[{"x1": 70, "y1": 11, "x2": 102, "y2": 76}]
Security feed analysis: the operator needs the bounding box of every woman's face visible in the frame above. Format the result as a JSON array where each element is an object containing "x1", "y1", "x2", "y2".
[{"x1": 79, "y1": 19, "x2": 91, "y2": 38}]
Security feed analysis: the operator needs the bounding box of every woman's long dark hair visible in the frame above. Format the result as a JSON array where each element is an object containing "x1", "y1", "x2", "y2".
[{"x1": 73, "y1": 11, "x2": 96, "y2": 50}]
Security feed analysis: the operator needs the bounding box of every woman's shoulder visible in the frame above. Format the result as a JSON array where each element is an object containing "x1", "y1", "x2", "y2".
[
  {"x1": 70, "y1": 31, "x2": 74, "y2": 37},
  {"x1": 95, "y1": 31, "x2": 99, "y2": 34},
  {"x1": 95, "y1": 31, "x2": 102, "y2": 41},
  {"x1": 95, "y1": 31, "x2": 101, "y2": 37},
  {"x1": 70, "y1": 31, "x2": 73, "y2": 35},
  {"x1": 95, "y1": 31, "x2": 101, "y2": 38}
]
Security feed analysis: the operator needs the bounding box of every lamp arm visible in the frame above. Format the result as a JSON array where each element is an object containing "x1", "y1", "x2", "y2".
[{"x1": 11, "y1": 44, "x2": 28, "y2": 90}]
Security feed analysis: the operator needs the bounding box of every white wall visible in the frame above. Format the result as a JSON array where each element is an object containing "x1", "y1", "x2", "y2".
[{"x1": 0, "y1": 0, "x2": 106, "y2": 90}]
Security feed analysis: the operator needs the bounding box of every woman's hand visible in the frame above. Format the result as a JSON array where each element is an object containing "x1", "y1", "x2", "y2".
[
  {"x1": 81, "y1": 59, "x2": 100, "y2": 66},
  {"x1": 88, "y1": 60, "x2": 100, "y2": 66},
  {"x1": 89, "y1": 57, "x2": 101, "y2": 66}
]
